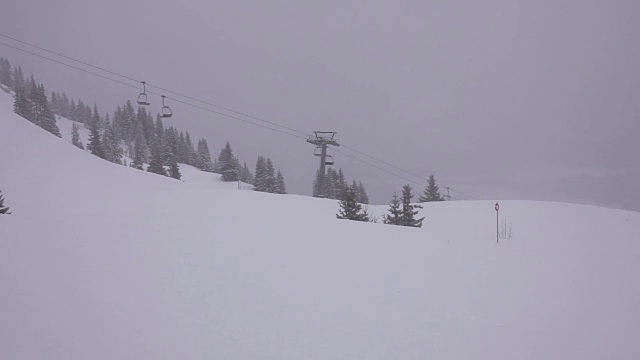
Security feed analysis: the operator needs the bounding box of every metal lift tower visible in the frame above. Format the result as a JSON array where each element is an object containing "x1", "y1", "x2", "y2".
[{"x1": 307, "y1": 131, "x2": 339, "y2": 197}]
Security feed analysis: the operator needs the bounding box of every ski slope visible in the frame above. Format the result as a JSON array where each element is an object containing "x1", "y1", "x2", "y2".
[{"x1": 1, "y1": 88, "x2": 640, "y2": 359}]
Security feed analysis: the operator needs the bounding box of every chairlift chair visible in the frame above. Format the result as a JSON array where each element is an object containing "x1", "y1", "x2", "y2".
[
  {"x1": 137, "y1": 81, "x2": 150, "y2": 106},
  {"x1": 161, "y1": 95, "x2": 173, "y2": 118},
  {"x1": 325, "y1": 155, "x2": 334, "y2": 166},
  {"x1": 314, "y1": 147, "x2": 322, "y2": 156}
]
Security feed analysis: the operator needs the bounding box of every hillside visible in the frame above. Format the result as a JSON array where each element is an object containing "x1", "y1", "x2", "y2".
[{"x1": 1, "y1": 88, "x2": 640, "y2": 359}]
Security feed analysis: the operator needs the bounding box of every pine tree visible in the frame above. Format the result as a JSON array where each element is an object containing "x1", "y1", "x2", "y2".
[
  {"x1": 71, "y1": 122, "x2": 84, "y2": 149},
  {"x1": 275, "y1": 169, "x2": 287, "y2": 194},
  {"x1": 217, "y1": 142, "x2": 238, "y2": 181},
  {"x1": 168, "y1": 160, "x2": 182, "y2": 180},
  {"x1": 312, "y1": 169, "x2": 323, "y2": 197},
  {"x1": 383, "y1": 192, "x2": 402, "y2": 225},
  {"x1": 147, "y1": 143, "x2": 167, "y2": 176},
  {"x1": 325, "y1": 168, "x2": 337, "y2": 199},
  {"x1": 0, "y1": 58, "x2": 13, "y2": 88},
  {"x1": 13, "y1": 66, "x2": 25, "y2": 92},
  {"x1": 87, "y1": 126, "x2": 106, "y2": 159},
  {"x1": 264, "y1": 158, "x2": 276, "y2": 192},
  {"x1": 184, "y1": 132, "x2": 197, "y2": 166},
  {"x1": 0, "y1": 190, "x2": 11, "y2": 214},
  {"x1": 239, "y1": 162, "x2": 254, "y2": 185},
  {"x1": 13, "y1": 88, "x2": 29, "y2": 119},
  {"x1": 400, "y1": 184, "x2": 424, "y2": 227},
  {"x1": 59, "y1": 92, "x2": 70, "y2": 118},
  {"x1": 196, "y1": 139, "x2": 214, "y2": 171},
  {"x1": 419, "y1": 174, "x2": 444, "y2": 202},
  {"x1": 356, "y1": 181, "x2": 369, "y2": 204},
  {"x1": 254, "y1": 156, "x2": 266, "y2": 191},
  {"x1": 336, "y1": 185, "x2": 369, "y2": 221},
  {"x1": 336, "y1": 169, "x2": 347, "y2": 200}
]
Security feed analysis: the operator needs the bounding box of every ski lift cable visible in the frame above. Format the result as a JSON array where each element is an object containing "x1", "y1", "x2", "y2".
[
  {"x1": 0, "y1": 41, "x2": 307, "y2": 140},
  {"x1": 0, "y1": 32, "x2": 310, "y2": 137},
  {"x1": 0, "y1": 40, "x2": 480, "y2": 199}
]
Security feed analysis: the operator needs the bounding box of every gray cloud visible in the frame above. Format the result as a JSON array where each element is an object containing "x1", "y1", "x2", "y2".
[{"x1": 1, "y1": 0, "x2": 638, "y2": 209}]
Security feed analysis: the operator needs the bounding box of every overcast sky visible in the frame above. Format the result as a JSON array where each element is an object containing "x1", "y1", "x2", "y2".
[{"x1": 1, "y1": 0, "x2": 639, "y2": 209}]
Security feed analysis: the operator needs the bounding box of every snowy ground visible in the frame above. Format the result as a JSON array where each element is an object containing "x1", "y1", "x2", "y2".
[{"x1": 1, "y1": 89, "x2": 640, "y2": 359}]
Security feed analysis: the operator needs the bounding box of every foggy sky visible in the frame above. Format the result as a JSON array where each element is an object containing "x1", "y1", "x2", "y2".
[{"x1": 1, "y1": 0, "x2": 639, "y2": 209}]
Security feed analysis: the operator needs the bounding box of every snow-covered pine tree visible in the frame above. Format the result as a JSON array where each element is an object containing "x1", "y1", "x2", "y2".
[
  {"x1": 312, "y1": 169, "x2": 322, "y2": 197},
  {"x1": 336, "y1": 169, "x2": 347, "y2": 200},
  {"x1": 71, "y1": 122, "x2": 84, "y2": 149},
  {"x1": 325, "y1": 168, "x2": 337, "y2": 199},
  {"x1": 59, "y1": 93, "x2": 70, "y2": 118},
  {"x1": 13, "y1": 88, "x2": 29, "y2": 119},
  {"x1": 275, "y1": 169, "x2": 286, "y2": 194},
  {"x1": 13, "y1": 66, "x2": 25, "y2": 92},
  {"x1": 168, "y1": 159, "x2": 181, "y2": 180},
  {"x1": 87, "y1": 126, "x2": 106, "y2": 159},
  {"x1": 336, "y1": 185, "x2": 369, "y2": 221},
  {"x1": 383, "y1": 192, "x2": 402, "y2": 225},
  {"x1": 218, "y1": 142, "x2": 238, "y2": 182},
  {"x1": 102, "y1": 121, "x2": 123, "y2": 164},
  {"x1": 419, "y1": 174, "x2": 444, "y2": 202},
  {"x1": 0, "y1": 58, "x2": 13, "y2": 88},
  {"x1": 254, "y1": 156, "x2": 266, "y2": 191},
  {"x1": 196, "y1": 139, "x2": 214, "y2": 172},
  {"x1": 264, "y1": 158, "x2": 276, "y2": 192},
  {"x1": 240, "y1": 162, "x2": 254, "y2": 185},
  {"x1": 0, "y1": 190, "x2": 11, "y2": 215},
  {"x1": 401, "y1": 184, "x2": 424, "y2": 227},
  {"x1": 91, "y1": 104, "x2": 102, "y2": 130},
  {"x1": 32, "y1": 84, "x2": 61, "y2": 137},
  {"x1": 184, "y1": 132, "x2": 197, "y2": 166},
  {"x1": 356, "y1": 181, "x2": 369, "y2": 204},
  {"x1": 146, "y1": 142, "x2": 167, "y2": 176}
]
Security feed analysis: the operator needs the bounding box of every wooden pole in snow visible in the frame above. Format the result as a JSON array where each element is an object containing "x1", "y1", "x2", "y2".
[{"x1": 495, "y1": 202, "x2": 500, "y2": 244}]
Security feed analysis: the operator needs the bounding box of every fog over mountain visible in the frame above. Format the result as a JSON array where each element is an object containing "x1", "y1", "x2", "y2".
[{"x1": 2, "y1": 0, "x2": 638, "y2": 209}]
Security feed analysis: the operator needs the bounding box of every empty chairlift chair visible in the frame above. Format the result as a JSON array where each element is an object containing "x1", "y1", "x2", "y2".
[
  {"x1": 137, "y1": 81, "x2": 150, "y2": 106},
  {"x1": 314, "y1": 147, "x2": 322, "y2": 156},
  {"x1": 161, "y1": 95, "x2": 173, "y2": 118},
  {"x1": 325, "y1": 155, "x2": 334, "y2": 166}
]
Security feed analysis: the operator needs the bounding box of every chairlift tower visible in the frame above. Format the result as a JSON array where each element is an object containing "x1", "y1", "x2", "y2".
[{"x1": 307, "y1": 131, "x2": 339, "y2": 197}]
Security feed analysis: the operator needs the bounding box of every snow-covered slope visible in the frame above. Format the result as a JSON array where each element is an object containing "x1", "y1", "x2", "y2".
[{"x1": 1, "y1": 89, "x2": 640, "y2": 359}]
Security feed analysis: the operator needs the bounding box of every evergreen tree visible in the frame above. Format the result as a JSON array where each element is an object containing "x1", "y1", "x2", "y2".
[
  {"x1": 0, "y1": 58, "x2": 13, "y2": 88},
  {"x1": 35, "y1": 84, "x2": 61, "y2": 137},
  {"x1": 275, "y1": 169, "x2": 286, "y2": 194},
  {"x1": 59, "y1": 92, "x2": 70, "y2": 118},
  {"x1": 13, "y1": 88, "x2": 29, "y2": 119},
  {"x1": 131, "y1": 123, "x2": 149, "y2": 169},
  {"x1": 336, "y1": 185, "x2": 369, "y2": 221},
  {"x1": 419, "y1": 174, "x2": 444, "y2": 202},
  {"x1": 336, "y1": 169, "x2": 347, "y2": 200},
  {"x1": 71, "y1": 122, "x2": 84, "y2": 149},
  {"x1": 0, "y1": 190, "x2": 10, "y2": 214},
  {"x1": 263, "y1": 158, "x2": 276, "y2": 192},
  {"x1": 87, "y1": 126, "x2": 106, "y2": 159},
  {"x1": 312, "y1": 169, "x2": 323, "y2": 197},
  {"x1": 217, "y1": 142, "x2": 238, "y2": 181},
  {"x1": 196, "y1": 139, "x2": 214, "y2": 171},
  {"x1": 102, "y1": 120, "x2": 123, "y2": 164},
  {"x1": 383, "y1": 192, "x2": 402, "y2": 225},
  {"x1": 356, "y1": 181, "x2": 369, "y2": 204},
  {"x1": 168, "y1": 160, "x2": 182, "y2": 180},
  {"x1": 325, "y1": 168, "x2": 337, "y2": 199},
  {"x1": 184, "y1": 132, "x2": 197, "y2": 165},
  {"x1": 69, "y1": 99, "x2": 77, "y2": 122},
  {"x1": 400, "y1": 184, "x2": 424, "y2": 228},
  {"x1": 146, "y1": 143, "x2": 167, "y2": 176},
  {"x1": 239, "y1": 162, "x2": 254, "y2": 185},
  {"x1": 12, "y1": 66, "x2": 25, "y2": 92},
  {"x1": 254, "y1": 156, "x2": 266, "y2": 191}
]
